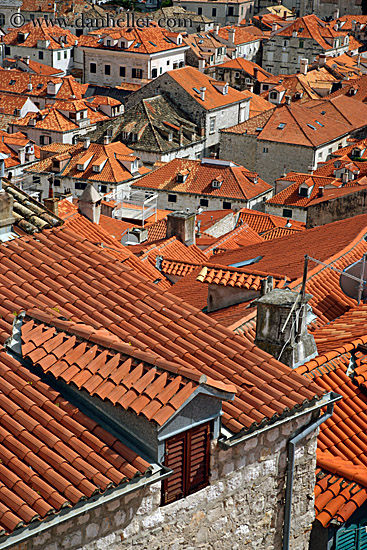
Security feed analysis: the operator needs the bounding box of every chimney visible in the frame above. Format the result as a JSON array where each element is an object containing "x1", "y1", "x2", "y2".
[
  {"x1": 254, "y1": 289, "x2": 318, "y2": 369},
  {"x1": 272, "y1": 22, "x2": 277, "y2": 32},
  {"x1": 299, "y1": 58, "x2": 308, "y2": 75},
  {"x1": 44, "y1": 197, "x2": 59, "y2": 216},
  {"x1": 200, "y1": 86, "x2": 206, "y2": 101},
  {"x1": 83, "y1": 137, "x2": 90, "y2": 149},
  {"x1": 342, "y1": 171, "x2": 349, "y2": 184},
  {"x1": 318, "y1": 186, "x2": 324, "y2": 197},
  {"x1": 104, "y1": 135, "x2": 110, "y2": 145},
  {"x1": 285, "y1": 95, "x2": 291, "y2": 105},
  {"x1": 27, "y1": 81, "x2": 33, "y2": 91},
  {"x1": 24, "y1": 56, "x2": 30, "y2": 65},
  {"x1": 319, "y1": 54, "x2": 326, "y2": 67},
  {"x1": 253, "y1": 67, "x2": 258, "y2": 80},
  {"x1": 228, "y1": 28, "x2": 235, "y2": 45},
  {"x1": 292, "y1": 30, "x2": 298, "y2": 37},
  {"x1": 333, "y1": 7, "x2": 339, "y2": 19},
  {"x1": 0, "y1": 153, "x2": 15, "y2": 240},
  {"x1": 198, "y1": 58, "x2": 205, "y2": 72},
  {"x1": 352, "y1": 19, "x2": 357, "y2": 32},
  {"x1": 78, "y1": 183, "x2": 102, "y2": 224},
  {"x1": 214, "y1": 24, "x2": 219, "y2": 36},
  {"x1": 166, "y1": 211, "x2": 196, "y2": 246}
]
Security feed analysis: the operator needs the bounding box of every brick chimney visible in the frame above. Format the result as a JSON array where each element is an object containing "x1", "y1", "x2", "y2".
[
  {"x1": 78, "y1": 183, "x2": 102, "y2": 224},
  {"x1": 254, "y1": 289, "x2": 318, "y2": 369},
  {"x1": 166, "y1": 211, "x2": 196, "y2": 246}
]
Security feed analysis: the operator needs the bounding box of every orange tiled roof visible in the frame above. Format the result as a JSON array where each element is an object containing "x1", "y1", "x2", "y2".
[
  {"x1": 167, "y1": 66, "x2": 248, "y2": 111},
  {"x1": 0, "y1": 70, "x2": 87, "y2": 99},
  {"x1": 20, "y1": 313, "x2": 235, "y2": 427},
  {"x1": 213, "y1": 25, "x2": 262, "y2": 45},
  {"x1": 3, "y1": 21, "x2": 77, "y2": 50},
  {"x1": 241, "y1": 89, "x2": 274, "y2": 118},
  {"x1": 0, "y1": 346, "x2": 151, "y2": 535},
  {"x1": 202, "y1": 223, "x2": 264, "y2": 256},
  {"x1": 236, "y1": 207, "x2": 306, "y2": 234},
  {"x1": 209, "y1": 214, "x2": 367, "y2": 282},
  {"x1": 274, "y1": 14, "x2": 347, "y2": 50},
  {"x1": 79, "y1": 26, "x2": 185, "y2": 55},
  {"x1": 0, "y1": 227, "x2": 324, "y2": 436},
  {"x1": 261, "y1": 226, "x2": 305, "y2": 240},
  {"x1": 135, "y1": 236, "x2": 207, "y2": 265},
  {"x1": 133, "y1": 158, "x2": 272, "y2": 201},
  {"x1": 215, "y1": 58, "x2": 271, "y2": 81},
  {"x1": 196, "y1": 265, "x2": 289, "y2": 289}
]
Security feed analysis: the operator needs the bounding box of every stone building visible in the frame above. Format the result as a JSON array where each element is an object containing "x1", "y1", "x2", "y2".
[
  {"x1": 220, "y1": 95, "x2": 367, "y2": 186},
  {"x1": 173, "y1": 0, "x2": 255, "y2": 26},
  {"x1": 2, "y1": 20, "x2": 77, "y2": 76},
  {"x1": 132, "y1": 156, "x2": 273, "y2": 210},
  {"x1": 208, "y1": 25, "x2": 263, "y2": 63},
  {"x1": 262, "y1": 14, "x2": 349, "y2": 75},
  {"x1": 75, "y1": 27, "x2": 188, "y2": 87},
  {"x1": 125, "y1": 66, "x2": 250, "y2": 156},
  {"x1": 207, "y1": 57, "x2": 271, "y2": 92}
]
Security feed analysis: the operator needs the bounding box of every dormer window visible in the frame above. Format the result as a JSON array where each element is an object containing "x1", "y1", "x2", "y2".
[
  {"x1": 269, "y1": 91, "x2": 278, "y2": 100},
  {"x1": 299, "y1": 187, "x2": 308, "y2": 197},
  {"x1": 212, "y1": 177, "x2": 223, "y2": 189},
  {"x1": 176, "y1": 170, "x2": 189, "y2": 183}
]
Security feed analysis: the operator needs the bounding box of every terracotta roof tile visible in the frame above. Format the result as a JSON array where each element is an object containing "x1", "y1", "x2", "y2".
[{"x1": 0, "y1": 347, "x2": 151, "y2": 535}]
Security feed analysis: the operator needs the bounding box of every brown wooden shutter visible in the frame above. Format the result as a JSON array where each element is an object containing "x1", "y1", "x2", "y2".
[
  {"x1": 187, "y1": 423, "x2": 210, "y2": 494},
  {"x1": 162, "y1": 431, "x2": 186, "y2": 505},
  {"x1": 162, "y1": 423, "x2": 210, "y2": 505}
]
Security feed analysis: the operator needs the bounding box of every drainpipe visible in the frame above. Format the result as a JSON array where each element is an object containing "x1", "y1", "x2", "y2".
[{"x1": 282, "y1": 396, "x2": 341, "y2": 550}]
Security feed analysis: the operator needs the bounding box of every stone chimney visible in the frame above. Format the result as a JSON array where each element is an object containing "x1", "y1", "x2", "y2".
[
  {"x1": 198, "y1": 59, "x2": 205, "y2": 72},
  {"x1": 200, "y1": 87, "x2": 206, "y2": 101},
  {"x1": 342, "y1": 172, "x2": 349, "y2": 184},
  {"x1": 352, "y1": 19, "x2": 357, "y2": 32},
  {"x1": 104, "y1": 135, "x2": 110, "y2": 145},
  {"x1": 318, "y1": 186, "x2": 324, "y2": 197},
  {"x1": 166, "y1": 211, "x2": 196, "y2": 246},
  {"x1": 0, "y1": 153, "x2": 15, "y2": 239},
  {"x1": 83, "y1": 137, "x2": 90, "y2": 149},
  {"x1": 272, "y1": 22, "x2": 277, "y2": 32},
  {"x1": 78, "y1": 183, "x2": 102, "y2": 224},
  {"x1": 44, "y1": 197, "x2": 59, "y2": 216},
  {"x1": 285, "y1": 95, "x2": 291, "y2": 105},
  {"x1": 319, "y1": 54, "x2": 326, "y2": 67},
  {"x1": 254, "y1": 289, "x2": 318, "y2": 369},
  {"x1": 299, "y1": 58, "x2": 308, "y2": 75},
  {"x1": 228, "y1": 28, "x2": 236, "y2": 45},
  {"x1": 253, "y1": 67, "x2": 258, "y2": 80}
]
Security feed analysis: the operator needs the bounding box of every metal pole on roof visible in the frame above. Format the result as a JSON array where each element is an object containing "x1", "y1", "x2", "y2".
[
  {"x1": 357, "y1": 253, "x2": 367, "y2": 305},
  {"x1": 295, "y1": 255, "x2": 309, "y2": 343}
]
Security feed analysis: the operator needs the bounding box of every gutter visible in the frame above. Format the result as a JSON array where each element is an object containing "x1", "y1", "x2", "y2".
[
  {"x1": 219, "y1": 391, "x2": 340, "y2": 448},
  {"x1": 282, "y1": 392, "x2": 342, "y2": 550},
  {"x1": 0, "y1": 466, "x2": 171, "y2": 550}
]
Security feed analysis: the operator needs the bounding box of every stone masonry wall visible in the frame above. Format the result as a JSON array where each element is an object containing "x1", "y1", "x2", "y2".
[{"x1": 11, "y1": 413, "x2": 318, "y2": 550}]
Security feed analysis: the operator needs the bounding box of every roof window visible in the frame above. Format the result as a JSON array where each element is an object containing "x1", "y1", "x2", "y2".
[
  {"x1": 229, "y1": 256, "x2": 263, "y2": 268},
  {"x1": 315, "y1": 120, "x2": 324, "y2": 127},
  {"x1": 277, "y1": 123, "x2": 286, "y2": 129},
  {"x1": 307, "y1": 124, "x2": 316, "y2": 130}
]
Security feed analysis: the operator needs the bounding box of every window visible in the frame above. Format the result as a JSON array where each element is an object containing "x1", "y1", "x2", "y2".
[
  {"x1": 75, "y1": 181, "x2": 87, "y2": 190},
  {"x1": 223, "y1": 201, "x2": 232, "y2": 209},
  {"x1": 299, "y1": 40, "x2": 304, "y2": 48},
  {"x1": 106, "y1": 39, "x2": 111, "y2": 46},
  {"x1": 212, "y1": 7, "x2": 216, "y2": 16},
  {"x1": 4, "y1": 46, "x2": 10, "y2": 56},
  {"x1": 283, "y1": 208, "x2": 293, "y2": 218},
  {"x1": 39, "y1": 135, "x2": 51, "y2": 145},
  {"x1": 33, "y1": 175, "x2": 41, "y2": 184},
  {"x1": 228, "y1": 6, "x2": 234, "y2": 15},
  {"x1": 54, "y1": 178, "x2": 61, "y2": 187},
  {"x1": 152, "y1": 68, "x2": 158, "y2": 78},
  {"x1": 132, "y1": 68, "x2": 143, "y2": 79},
  {"x1": 120, "y1": 66, "x2": 126, "y2": 77},
  {"x1": 299, "y1": 187, "x2": 308, "y2": 197},
  {"x1": 198, "y1": 6, "x2": 202, "y2": 14},
  {"x1": 200, "y1": 198, "x2": 209, "y2": 207},
  {"x1": 161, "y1": 424, "x2": 210, "y2": 505},
  {"x1": 104, "y1": 64, "x2": 111, "y2": 75},
  {"x1": 38, "y1": 51, "x2": 43, "y2": 60},
  {"x1": 263, "y1": 147, "x2": 269, "y2": 153},
  {"x1": 209, "y1": 117, "x2": 216, "y2": 133},
  {"x1": 57, "y1": 52, "x2": 61, "y2": 61},
  {"x1": 168, "y1": 194, "x2": 177, "y2": 203},
  {"x1": 262, "y1": 84, "x2": 269, "y2": 91},
  {"x1": 0, "y1": 13, "x2": 5, "y2": 26},
  {"x1": 64, "y1": 51, "x2": 67, "y2": 59},
  {"x1": 98, "y1": 184, "x2": 107, "y2": 194},
  {"x1": 269, "y1": 91, "x2": 277, "y2": 100}
]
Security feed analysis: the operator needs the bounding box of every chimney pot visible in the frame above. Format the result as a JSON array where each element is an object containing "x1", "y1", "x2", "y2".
[
  {"x1": 200, "y1": 86, "x2": 206, "y2": 101},
  {"x1": 166, "y1": 210, "x2": 196, "y2": 246},
  {"x1": 318, "y1": 186, "x2": 324, "y2": 197}
]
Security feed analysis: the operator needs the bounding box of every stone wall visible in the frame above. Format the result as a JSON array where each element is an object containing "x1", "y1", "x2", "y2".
[
  {"x1": 11, "y1": 412, "x2": 318, "y2": 550},
  {"x1": 306, "y1": 187, "x2": 367, "y2": 229}
]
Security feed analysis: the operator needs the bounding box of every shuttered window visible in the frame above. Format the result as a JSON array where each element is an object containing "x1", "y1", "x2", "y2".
[{"x1": 161, "y1": 423, "x2": 210, "y2": 505}]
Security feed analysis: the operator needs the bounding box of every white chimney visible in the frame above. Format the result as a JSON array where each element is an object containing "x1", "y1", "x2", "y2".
[
  {"x1": 285, "y1": 95, "x2": 291, "y2": 105},
  {"x1": 319, "y1": 54, "x2": 326, "y2": 67},
  {"x1": 27, "y1": 81, "x2": 33, "y2": 91},
  {"x1": 200, "y1": 86, "x2": 206, "y2": 101},
  {"x1": 104, "y1": 135, "x2": 110, "y2": 145},
  {"x1": 342, "y1": 171, "x2": 349, "y2": 184},
  {"x1": 300, "y1": 58, "x2": 308, "y2": 75},
  {"x1": 333, "y1": 8, "x2": 339, "y2": 19},
  {"x1": 214, "y1": 24, "x2": 219, "y2": 36},
  {"x1": 352, "y1": 19, "x2": 357, "y2": 32},
  {"x1": 292, "y1": 30, "x2": 298, "y2": 37},
  {"x1": 198, "y1": 59, "x2": 205, "y2": 72},
  {"x1": 24, "y1": 56, "x2": 30, "y2": 65},
  {"x1": 78, "y1": 183, "x2": 102, "y2": 224},
  {"x1": 83, "y1": 137, "x2": 90, "y2": 149},
  {"x1": 272, "y1": 22, "x2": 277, "y2": 32}
]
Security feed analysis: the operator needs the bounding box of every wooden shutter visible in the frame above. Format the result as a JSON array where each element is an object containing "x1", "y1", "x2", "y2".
[
  {"x1": 187, "y1": 423, "x2": 210, "y2": 495},
  {"x1": 162, "y1": 423, "x2": 210, "y2": 505},
  {"x1": 162, "y1": 431, "x2": 186, "y2": 505}
]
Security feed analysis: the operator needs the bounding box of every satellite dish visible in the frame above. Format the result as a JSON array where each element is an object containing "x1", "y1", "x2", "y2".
[{"x1": 339, "y1": 257, "x2": 367, "y2": 302}]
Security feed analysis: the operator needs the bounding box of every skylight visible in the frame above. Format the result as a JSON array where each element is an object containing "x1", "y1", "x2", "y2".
[
  {"x1": 307, "y1": 124, "x2": 316, "y2": 130},
  {"x1": 315, "y1": 120, "x2": 324, "y2": 127},
  {"x1": 193, "y1": 87, "x2": 200, "y2": 94},
  {"x1": 229, "y1": 256, "x2": 263, "y2": 268},
  {"x1": 277, "y1": 123, "x2": 286, "y2": 129},
  {"x1": 321, "y1": 110, "x2": 326, "y2": 115},
  {"x1": 9, "y1": 80, "x2": 15, "y2": 85},
  {"x1": 134, "y1": 42, "x2": 141, "y2": 48},
  {"x1": 149, "y1": 41, "x2": 157, "y2": 47}
]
